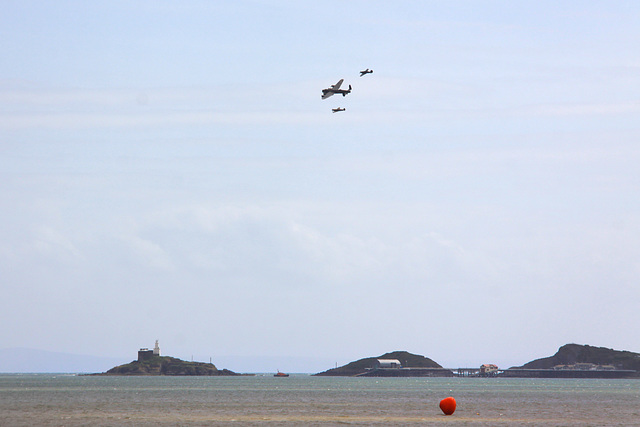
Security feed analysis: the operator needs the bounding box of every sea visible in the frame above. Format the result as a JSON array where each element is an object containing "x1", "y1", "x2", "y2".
[{"x1": 1, "y1": 374, "x2": 639, "y2": 426}]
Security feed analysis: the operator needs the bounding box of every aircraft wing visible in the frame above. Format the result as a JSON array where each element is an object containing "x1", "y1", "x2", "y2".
[
  {"x1": 331, "y1": 79, "x2": 344, "y2": 90},
  {"x1": 321, "y1": 91, "x2": 334, "y2": 100}
]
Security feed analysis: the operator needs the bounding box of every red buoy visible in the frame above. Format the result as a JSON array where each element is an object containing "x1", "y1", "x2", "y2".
[{"x1": 439, "y1": 396, "x2": 456, "y2": 415}]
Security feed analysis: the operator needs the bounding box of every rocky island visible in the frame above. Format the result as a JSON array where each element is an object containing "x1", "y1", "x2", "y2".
[
  {"x1": 91, "y1": 341, "x2": 240, "y2": 376},
  {"x1": 96, "y1": 355, "x2": 240, "y2": 376},
  {"x1": 314, "y1": 351, "x2": 453, "y2": 377},
  {"x1": 502, "y1": 344, "x2": 640, "y2": 378}
]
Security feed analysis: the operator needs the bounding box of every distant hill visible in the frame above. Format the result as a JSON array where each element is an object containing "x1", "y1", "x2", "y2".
[
  {"x1": 314, "y1": 351, "x2": 443, "y2": 376},
  {"x1": 0, "y1": 348, "x2": 126, "y2": 373},
  {"x1": 96, "y1": 355, "x2": 240, "y2": 376},
  {"x1": 513, "y1": 344, "x2": 640, "y2": 375}
]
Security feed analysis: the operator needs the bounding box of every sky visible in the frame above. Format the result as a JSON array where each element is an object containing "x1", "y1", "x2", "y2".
[{"x1": 1, "y1": 0, "x2": 639, "y2": 373}]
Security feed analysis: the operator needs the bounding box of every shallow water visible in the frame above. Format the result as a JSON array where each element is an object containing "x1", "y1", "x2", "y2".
[{"x1": 1, "y1": 374, "x2": 639, "y2": 426}]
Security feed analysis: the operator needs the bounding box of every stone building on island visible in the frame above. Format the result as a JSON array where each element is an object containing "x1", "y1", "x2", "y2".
[{"x1": 138, "y1": 340, "x2": 161, "y2": 361}]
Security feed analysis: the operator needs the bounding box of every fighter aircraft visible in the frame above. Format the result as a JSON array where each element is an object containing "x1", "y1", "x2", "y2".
[
  {"x1": 332, "y1": 107, "x2": 345, "y2": 113},
  {"x1": 359, "y1": 68, "x2": 373, "y2": 76},
  {"x1": 321, "y1": 79, "x2": 351, "y2": 99}
]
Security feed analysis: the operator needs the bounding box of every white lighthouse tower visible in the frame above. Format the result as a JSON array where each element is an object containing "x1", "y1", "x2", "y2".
[{"x1": 153, "y1": 339, "x2": 160, "y2": 356}]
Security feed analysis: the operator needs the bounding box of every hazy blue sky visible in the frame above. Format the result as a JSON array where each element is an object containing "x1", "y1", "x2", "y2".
[{"x1": 2, "y1": 0, "x2": 639, "y2": 372}]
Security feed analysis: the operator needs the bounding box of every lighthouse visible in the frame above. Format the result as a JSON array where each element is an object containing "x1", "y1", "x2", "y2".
[{"x1": 153, "y1": 340, "x2": 160, "y2": 356}]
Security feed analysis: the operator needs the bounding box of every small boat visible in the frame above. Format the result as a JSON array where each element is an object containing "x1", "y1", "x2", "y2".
[{"x1": 274, "y1": 371, "x2": 289, "y2": 377}]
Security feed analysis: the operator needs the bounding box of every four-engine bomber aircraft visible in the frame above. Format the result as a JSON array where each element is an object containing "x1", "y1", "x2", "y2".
[
  {"x1": 332, "y1": 107, "x2": 345, "y2": 113},
  {"x1": 321, "y1": 79, "x2": 352, "y2": 99}
]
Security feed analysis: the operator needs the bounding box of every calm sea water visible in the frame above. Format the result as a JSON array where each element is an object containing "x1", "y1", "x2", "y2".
[{"x1": 1, "y1": 374, "x2": 639, "y2": 426}]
